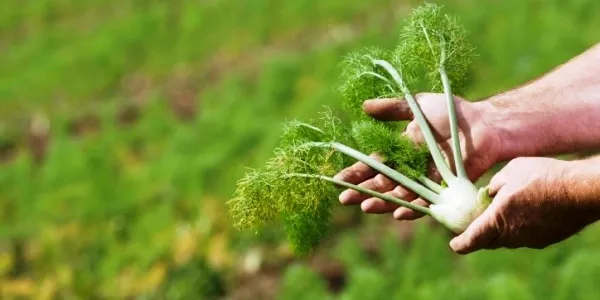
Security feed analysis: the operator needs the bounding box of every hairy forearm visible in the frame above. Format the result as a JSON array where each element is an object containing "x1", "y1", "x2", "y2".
[{"x1": 477, "y1": 43, "x2": 600, "y2": 160}]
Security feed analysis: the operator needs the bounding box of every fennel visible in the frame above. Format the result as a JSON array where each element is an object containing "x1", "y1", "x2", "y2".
[{"x1": 229, "y1": 3, "x2": 492, "y2": 254}]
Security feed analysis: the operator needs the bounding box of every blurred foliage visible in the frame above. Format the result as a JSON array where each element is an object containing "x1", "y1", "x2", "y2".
[
  {"x1": 280, "y1": 223, "x2": 600, "y2": 300},
  {"x1": 0, "y1": 0, "x2": 600, "y2": 299}
]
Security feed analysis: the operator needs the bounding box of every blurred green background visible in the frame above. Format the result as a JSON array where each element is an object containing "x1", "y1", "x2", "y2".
[{"x1": 1, "y1": 0, "x2": 600, "y2": 299}]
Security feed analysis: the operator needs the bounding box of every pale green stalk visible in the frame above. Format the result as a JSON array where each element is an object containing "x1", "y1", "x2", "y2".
[
  {"x1": 439, "y1": 65, "x2": 467, "y2": 179},
  {"x1": 287, "y1": 173, "x2": 431, "y2": 215},
  {"x1": 419, "y1": 176, "x2": 443, "y2": 193},
  {"x1": 296, "y1": 122, "x2": 325, "y2": 134},
  {"x1": 419, "y1": 19, "x2": 468, "y2": 180},
  {"x1": 371, "y1": 59, "x2": 456, "y2": 184},
  {"x1": 358, "y1": 71, "x2": 392, "y2": 84},
  {"x1": 297, "y1": 122, "x2": 443, "y2": 196},
  {"x1": 306, "y1": 141, "x2": 440, "y2": 204}
]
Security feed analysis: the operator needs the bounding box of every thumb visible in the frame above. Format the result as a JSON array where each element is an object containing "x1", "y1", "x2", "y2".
[
  {"x1": 449, "y1": 202, "x2": 500, "y2": 254},
  {"x1": 487, "y1": 168, "x2": 508, "y2": 196},
  {"x1": 362, "y1": 98, "x2": 413, "y2": 121}
]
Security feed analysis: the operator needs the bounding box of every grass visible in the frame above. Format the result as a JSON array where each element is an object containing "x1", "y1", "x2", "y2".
[{"x1": 1, "y1": 0, "x2": 600, "y2": 298}]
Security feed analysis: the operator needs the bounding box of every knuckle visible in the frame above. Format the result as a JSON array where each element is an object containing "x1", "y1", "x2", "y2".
[
  {"x1": 458, "y1": 237, "x2": 478, "y2": 254},
  {"x1": 461, "y1": 233, "x2": 476, "y2": 248},
  {"x1": 393, "y1": 186, "x2": 415, "y2": 200},
  {"x1": 391, "y1": 99, "x2": 404, "y2": 111},
  {"x1": 337, "y1": 169, "x2": 355, "y2": 181},
  {"x1": 372, "y1": 174, "x2": 390, "y2": 190},
  {"x1": 491, "y1": 211, "x2": 509, "y2": 244},
  {"x1": 338, "y1": 168, "x2": 352, "y2": 177}
]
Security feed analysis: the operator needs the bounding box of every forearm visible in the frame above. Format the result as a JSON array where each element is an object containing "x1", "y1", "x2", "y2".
[
  {"x1": 477, "y1": 43, "x2": 600, "y2": 160},
  {"x1": 560, "y1": 156, "x2": 600, "y2": 220}
]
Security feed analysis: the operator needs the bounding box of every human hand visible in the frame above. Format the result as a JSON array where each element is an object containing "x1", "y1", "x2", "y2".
[
  {"x1": 334, "y1": 93, "x2": 503, "y2": 220},
  {"x1": 450, "y1": 157, "x2": 600, "y2": 254}
]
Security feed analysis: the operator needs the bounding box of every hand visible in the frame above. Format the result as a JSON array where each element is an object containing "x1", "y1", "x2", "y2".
[
  {"x1": 450, "y1": 157, "x2": 600, "y2": 254},
  {"x1": 334, "y1": 93, "x2": 503, "y2": 220}
]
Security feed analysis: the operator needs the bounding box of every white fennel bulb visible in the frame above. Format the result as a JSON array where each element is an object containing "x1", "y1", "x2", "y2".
[{"x1": 431, "y1": 178, "x2": 492, "y2": 233}]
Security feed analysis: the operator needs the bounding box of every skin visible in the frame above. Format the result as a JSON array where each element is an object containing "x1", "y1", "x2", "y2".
[
  {"x1": 451, "y1": 156, "x2": 600, "y2": 254},
  {"x1": 335, "y1": 43, "x2": 600, "y2": 254}
]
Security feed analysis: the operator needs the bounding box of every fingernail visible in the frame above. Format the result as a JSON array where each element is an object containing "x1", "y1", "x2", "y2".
[
  {"x1": 449, "y1": 237, "x2": 470, "y2": 255},
  {"x1": 449, "y1": 237, "x2": 460, "y2": 251},
  {"x1": 393, "y1": 209, "x2": 407, "y2": 220},
  {"x1": 360, "y1": 201, "x2": 370, "y2": 212},
  {"x1": 338, "y1": 190, "x2": 353, "y2": 205},
  {"x1": 361, "y1": 100, "x2": 371, "y2": 111}
]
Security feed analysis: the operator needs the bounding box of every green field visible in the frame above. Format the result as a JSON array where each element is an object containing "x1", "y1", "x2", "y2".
[{"x1": 1, "y1": 0, "x2": 600, "y2": 299}]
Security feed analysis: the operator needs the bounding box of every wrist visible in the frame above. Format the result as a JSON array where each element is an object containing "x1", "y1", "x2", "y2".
[
  {"x1": 470, "y1": 97, "x2": 529, "y2": 163},
  {"x1": 473, "y1": 89, "x2": 558, "y2": 161},
  {"x1": 561, "y1": 158, "x2": 600, "y2": 217},
  {"x1": 457, "y1": 99, "x2": 505, "y2": 175},
  {"x1": 476, "y1": 83, "x2": 600, "y2": 161}
]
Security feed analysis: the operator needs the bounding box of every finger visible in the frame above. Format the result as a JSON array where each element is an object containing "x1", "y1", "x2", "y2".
[
  {"x1": 363, "y1": 98, "x2": 413, "y2": 121},
  {"x1": 393, "y1": 198, "x2": 430, "y2": 220},
  {"x1": 360, "y1": 187, "x2": 416, "y2": 214},
  {"x1": 463, "y1": 154, "x2": 492, "y2": 183},
  {"x1": 449, "y1": 201, "x2": 500, "y2": 255},
  {"x1": 360, "y1": 198, "x2": 399, "y2": 214},
  {"x1": 427, "y1": 161, "x2": 442, "y2": 183},
  {"x1": 437, "y1": 138, "x2": 457, "y2": 173},
  {"x1": 405, "y1": 116, "x2": 448, "y2": 143},
  {"x1": 454, "y1": 133, "x2": 489, "y2": 182},
  {"x1": 404, "y1": 121, "x2": 425, "y2": 144},
  {"x1": 437, "y1": 131, "x2": 490, "y2": 183},
  {"x1": 334, "y1": 153, "x2": 382, "y2": 184},
  {"x1": 487, "y1": 169, "x2": 508, "y2": 196},
  {"x1": 339, "y1": 174, "x2": 396, "y2": 205}
]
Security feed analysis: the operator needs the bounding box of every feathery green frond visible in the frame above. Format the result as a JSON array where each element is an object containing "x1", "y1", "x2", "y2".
[
  {"x1": 281, "y1": 110, "x2": 355, "y2": 168},
  {"x1": 230, "y1": 114, "x2": 349, "y2": 254},
  {"x1": 280, "y1": 120, "x2": 325, "y2": 149},
  {"x1": 351, "y1": 120, "x2": 429, "y2": 179},
  {"x1": 266, "y1": 143, "x2": 341, "y2": 254},
  {"x1": 267, "y1": 145, "x2": 340, "y2": 211},
  {"x1": 281, "y1": 110, "x2": 352, "y2": 147},
  {"x1": 282, "y1": 196, "x2": 333, "y2": 255},
  {"x1": 227, "y1": 169, "x2": 279, "y2": 230},
  {"x1": 229, "y1": 143, "x2": 340, "y2": 254},
  {"x1": 339, "y1": 48, "x2": 398, "y2": 118},
  {"x1": 395, "y1": 3, "x2": 475, "y2": 94},
  {"x1": 318, "y1": 109, "x2": 352, "y2": 144},
  {"x1": 350, "y1": 120, "x2": 398, "y2": 157}
]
